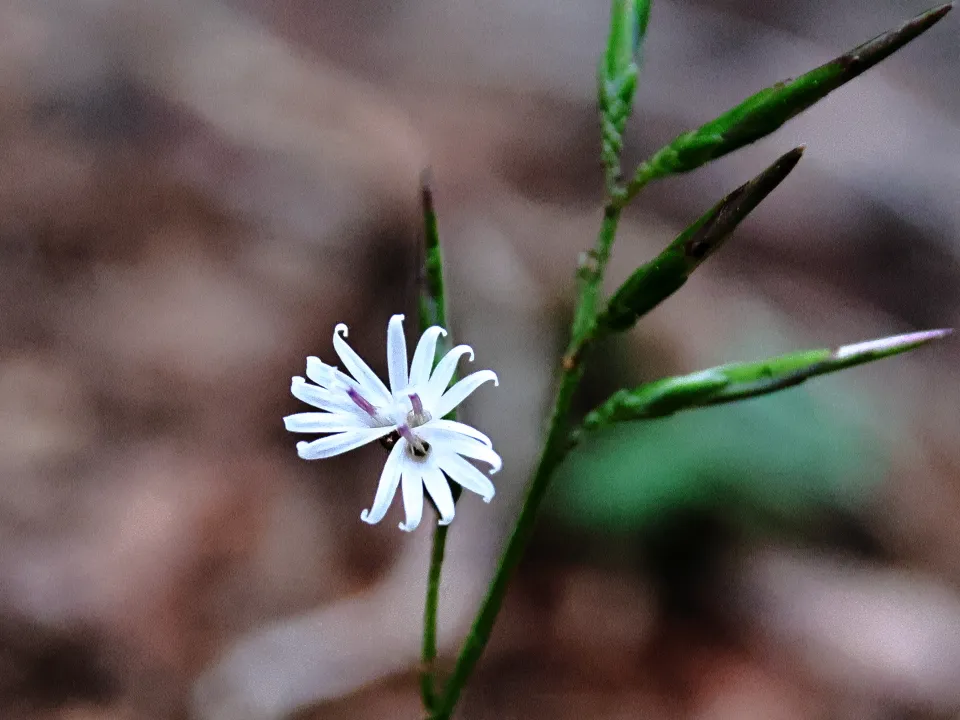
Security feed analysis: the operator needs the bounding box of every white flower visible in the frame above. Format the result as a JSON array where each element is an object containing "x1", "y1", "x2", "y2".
[{"x1": 284, "y1": 314, "x2": 501, "y2": 532}]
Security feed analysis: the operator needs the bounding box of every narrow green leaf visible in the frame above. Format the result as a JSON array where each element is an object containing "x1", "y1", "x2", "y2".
[
  {"x1": 580, "y1": 329, "x2": 951, "y2": 433},
  {"x1": 599, "y1": 0, "x2": 652, "y2": 192},
  {"x1": 418, "y1": 170, "x2": 447, "y2": 333},
  {"x1": 598, "y1": 147, "x2": 803, "y2": 334},
  {"x1": 627, "y1": 3, "x2": 952, "y2": 189}
]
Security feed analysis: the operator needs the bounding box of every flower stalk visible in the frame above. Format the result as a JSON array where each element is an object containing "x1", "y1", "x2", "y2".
[{"x1": 418, "y1": 174, "x2": 453, "y2": 712}]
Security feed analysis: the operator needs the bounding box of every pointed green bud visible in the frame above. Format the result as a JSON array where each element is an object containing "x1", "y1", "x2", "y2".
[
  {"x1": 627, "y1": 3, "x2": 952, "y2": 190},
  {"x1": 599, "y1": 147, "x2": 803, "y2": 334},
  {"x1": 578, "y1": 329, "x2": 952, "y2": 434},
  {"x1": 599, "y1": 0, "x2": 652, "y2": 192},
  {"x1": 603, "y1": 0, "x2": 651, "y2": 82}
]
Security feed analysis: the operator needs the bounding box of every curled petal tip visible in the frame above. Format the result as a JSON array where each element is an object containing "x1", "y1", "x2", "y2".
[
  {"x1": 334, "y1": 322, "x2": 349, "y2": 337},
  {"x1": 295, "y1": 441, "x2": 311, "y2": 458},
  {"x1": 438, "y1": 516, "x2": 454, "y2": 526},
  {"x1": 482, "y1": 494, "x2": 494, "y2": 504},
  {"x1": 447, "y1": 345, "x2": 476, "y2": 363},
  {"x1": 360, "y1": 509, "x2": 375, "y2": 524},
  {"x1": 390, "y1": 314, "x2": 405, "y2": 322},
  {"x1": 292, "y1": 376, "x2": 305, "y2": 385},
  {"x1": 398, "y1": 521, "x2": 417, "y2": 532}
]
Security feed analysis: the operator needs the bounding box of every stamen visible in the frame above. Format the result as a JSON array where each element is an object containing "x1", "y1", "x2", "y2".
[
  {"x1": 347, "y1": 387, "x2": 378, "y2": 417},
  {"x1": 397, "y1": 424, "x2": 429, "y2": 457}
]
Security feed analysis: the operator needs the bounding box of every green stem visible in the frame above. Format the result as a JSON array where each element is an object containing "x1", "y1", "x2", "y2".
[
  {"x1": 621, "y1": 161, "x2": 657, "y2": 206},
  {"x1": 418, "y1": 174, "x2": 454, "y2": 712},
  {"x1": 430, "y1": 202, "x2": 623, "y2": 719},
  {"x1": 420, "y1": 521, "x2": 449, "y2": 709},
  {"x1": 567, "y1": 204, "x2": 622, "y2": 361}
]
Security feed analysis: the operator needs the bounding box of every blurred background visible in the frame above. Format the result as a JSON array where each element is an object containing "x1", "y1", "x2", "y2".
[{"x1": 0, "y1": 0, "x2": 958, "y2": 718}]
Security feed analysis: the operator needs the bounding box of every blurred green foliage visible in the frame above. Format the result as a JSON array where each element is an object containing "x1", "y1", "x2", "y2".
[{"x1": 550, "y1": 365, "x2": 888, "y2": 532}]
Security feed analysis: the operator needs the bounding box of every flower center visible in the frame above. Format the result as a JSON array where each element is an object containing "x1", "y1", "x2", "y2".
[
  {"x1": 409, "y1": 439, "x2": 431, "y2": 459},
  {"x1": 397, "y1": 423, "x2": 430, "y2": 459},
  {"x1": 375, "y1": 393, "x2": 433, "y2": 457}
]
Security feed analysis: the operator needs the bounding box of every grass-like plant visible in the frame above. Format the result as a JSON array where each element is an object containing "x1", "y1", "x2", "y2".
[
  {"x1": 281, "y1": 3, "x2": 953, "y2": 717},
  {"x1": 413, "y1": 3, "x2": 953, "y2": 718}
]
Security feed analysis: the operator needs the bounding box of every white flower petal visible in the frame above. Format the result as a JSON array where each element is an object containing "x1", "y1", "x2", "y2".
[
  {"x1": 296, "y1": 426, "x2": 394, "y2": 460},
  {"x1": 418, "y1": 427, "x2": 502, "y2": 472},
  {"x1": 306, "y1": 357, "x2": 363, "y2": 394},
  {"x1": 432, "y1": 370, "x2": 499, "y2": 419},
  {"x1": 291, "y1": 377, "x2": 366, "y2": 415},
  {"x1": 360, "y1": 440, "x2": 405, "y2": 525},
  {"x1": 435, "y1": 452, "x2": 496, "y2": 503},
  {"x1": 333, "y1": 323, "x2": 392, "y2": 405},
  {"x1": 408, "y1": 326, "x2": 447, "y2": 389},
  {"x1": 422, "y1": 462, "x2": 455, "y2": 526},
  {"x1": 386, "y1": 314, "x2": 409, "y2": 393},
  {"x1": 304, "y1": 357, "x2": 334, "y2": 387},
  {"x1": 398, "y1": 461, "x2": 424, "y2": 532},
  {"x1": 283, "y1": 412, "x2": 369, "y2": 433},
  {"x1": 422, "y1": 419, "x2": 494, "y2": 447},
  {"x1": 424, "y1": 344, "x2": 474, "y2": 407}
]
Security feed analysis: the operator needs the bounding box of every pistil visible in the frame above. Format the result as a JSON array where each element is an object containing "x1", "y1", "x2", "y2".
[
  {"x1": 410, "y1": 392, "x2": 424, "y2": 416},
  {"x1": 407, "y1": 392, "x2": 433, "y2": 427}
]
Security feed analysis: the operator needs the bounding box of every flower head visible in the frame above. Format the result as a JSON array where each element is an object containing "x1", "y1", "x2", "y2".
[{"x1": 284, "y1": 315, "x2": 501, "y2": 531}]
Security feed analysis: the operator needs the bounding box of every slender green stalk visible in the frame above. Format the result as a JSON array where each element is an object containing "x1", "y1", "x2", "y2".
[
  {"x1": 417, "y1": 173, "x2": 455, "y2": 712},
  {"x1": 421, "y1": 519, "x2": 448, "y2": 710},
  {"x1": 567, "y1": 206, "x2": 622, "y2": 363}
]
